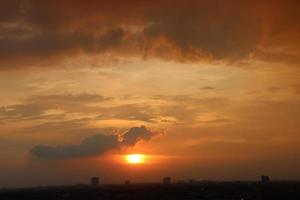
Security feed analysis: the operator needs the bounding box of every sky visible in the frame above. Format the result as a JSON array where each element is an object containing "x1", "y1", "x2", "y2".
[{"x1": 0, "y1": 0, "x2": 300, "y2": 187}]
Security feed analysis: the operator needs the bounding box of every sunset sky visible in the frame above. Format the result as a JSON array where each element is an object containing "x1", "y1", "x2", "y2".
[{"x1": 0, "y1": 0, "x2": 300, "y2": 187}]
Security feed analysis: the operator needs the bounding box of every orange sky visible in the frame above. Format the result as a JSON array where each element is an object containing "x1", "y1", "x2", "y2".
[{"x1": 0, "y1": 0, "x2": 300, "y2": 187}]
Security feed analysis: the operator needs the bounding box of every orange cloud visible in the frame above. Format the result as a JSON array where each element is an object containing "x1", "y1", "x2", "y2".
[{"x1": 0, "y1": 0, "x2": 299, "y2": 68}]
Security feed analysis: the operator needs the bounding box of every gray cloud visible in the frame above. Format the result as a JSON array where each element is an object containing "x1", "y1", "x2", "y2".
[
  {"x1": 0, "y1": 0, "x2": 299, "y2": 68},
  {"x1": 144, "y1": 1, "x2": 259, "y2": 61},
  {"x1": 121, "y1": 125, "x2": 156, "y2": 146},
  {"x1": 0, "y1": 27, "x2": 125, "y2": 60},
  {"x1": 30, "y1": 126, "x2": 157, "y2": 158},
  {"x1": 31, "y1": 134, "x2": 119, "y2": 158}
]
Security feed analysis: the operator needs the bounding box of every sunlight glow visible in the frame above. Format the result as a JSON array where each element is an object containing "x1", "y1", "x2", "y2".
[{"x1": 125, "y1": 154, "x2": 146, "y2": 164}]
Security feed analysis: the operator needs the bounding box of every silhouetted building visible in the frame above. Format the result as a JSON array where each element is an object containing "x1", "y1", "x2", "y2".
[
  {"x1": 91, "y1": 177, "x2": 99, "y2": 186},
  {"x1": 189, "y1": 179, "x2": 195, "y2": 183},
  {"x1": 177, "y1": 180, "x2": 186, "y2": 184},
  {"x1": 163, "y1": 177, "x2": 171, "y2": 184},
  {"x1": 261, "y1": 175, "x2": 270, "y2": 184},
  {"x1": 125, "y1": 180, "x2": 131, "y2": 185}
]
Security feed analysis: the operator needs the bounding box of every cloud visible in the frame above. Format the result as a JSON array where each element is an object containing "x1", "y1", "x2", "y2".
[
  {"x1": 0, "y1": 26, "x2": 125, "y2": 66},
  {"x1": 200, "y1": 86, "x2": 215, "y2": 90},
  {"x1": 143, "y1": 1, "x2": 260, "y2": 61},
  {"x1": 121, "y1": 125, "x2": 157, "y2": 146},
  {"x1": 294, "y1": 84, "x2": 300, "y2": 95},
  {"x1": 30, "y1": 93, "x2": 113, "y2": 104},
  {"x1": 0, "y1": 103, "x2": 47, "y2": 121},
  {"x1": 0, "y1": 0, "x2": 299, "y2": 68},
  {"x1": 0, "y1": 101, "x2": 156, "y2": 124},
  {"x1": 0, "y1": 93, "x2": 229, "y2": 126},
  {"x1": 197, "y1": 118, "x2": 233, "y2": 124},
  {"x1": 0, "y1": 93, "x2": 113, "y2": 121},
  {"x1": 31, "y1": 134, "x2": 119, "y2": 158},
  {"x1": 30, "y1": 126, "x2": 157, "y2": 158},
  {"x1": 96, "y1": 104, "x2": 156, "y2": 123},
  {"x1": 267, "y1": 86, "x2": 281, "y2": 93}
]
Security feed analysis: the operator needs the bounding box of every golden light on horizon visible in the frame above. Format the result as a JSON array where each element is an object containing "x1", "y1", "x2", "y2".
[{"x1": 124, "y1": 154, "x2": 146, "y2": 164}]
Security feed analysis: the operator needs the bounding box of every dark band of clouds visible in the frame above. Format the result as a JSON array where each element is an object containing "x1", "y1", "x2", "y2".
[
  {"x1": 30, "y1": 126, "x2": 157, "y2": 159},
  {"x1": 0, "y1": 0, "x2": 299, "y2": 68}
]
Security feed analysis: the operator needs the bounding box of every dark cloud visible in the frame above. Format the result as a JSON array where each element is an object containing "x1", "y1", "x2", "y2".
[
  {"x1": 0, "y1": 27, "x2": 125, "y2": 63},
  {"x1": 121, "y1": 125, "x2": 157, "y2": 146},
  {"x1": 30, "y1": 125, "x2": 157, "y2": 158},
  {"x1": 0, "y1": 0, "x2": 299, "y2": 68},
  {"x1": 143, "y1": 0, "x2": 260, "y2": 61},
  {"x1": 31, "y1": 134, "x2": 119, "y2": 158},
  {"x1": 0, "y1": 1, "x2": 20, "y2": 22}
]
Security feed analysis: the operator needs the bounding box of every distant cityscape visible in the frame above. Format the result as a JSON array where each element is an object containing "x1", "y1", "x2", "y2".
[
  {"x1": 88, "y1": 175, "x2": 270, "y2": 187},
  {"x1": 2, "y1": 175, "x2": 300, "y2": 200}
]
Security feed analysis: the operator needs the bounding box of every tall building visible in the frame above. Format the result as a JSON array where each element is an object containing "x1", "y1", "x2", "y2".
[
  {"x1": 91, "y1": 177, "x2": 99, "y2": 186},
  {"x1": 163, "y1": 177, "x2": 171, "y2": 184},
  {"x1": 261, "y1": 175, "x2": 270, "y2": 184}
]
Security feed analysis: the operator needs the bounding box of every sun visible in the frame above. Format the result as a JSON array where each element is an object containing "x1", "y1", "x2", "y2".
[{"x1": 125, "y1": 154, "x2": 146, "y2": 164}]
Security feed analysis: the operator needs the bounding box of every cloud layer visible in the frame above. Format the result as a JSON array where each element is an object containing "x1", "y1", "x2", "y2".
[
  {"x1": 0, "y1": 0, "x2": 299, "y2": 68},
  {"x1": 121, "y1": 125, "x2": 157, "y2": 146},
  {"x1": 30, "y1": 126, "x2": 157, "y2": 158},
  {"x1": 31, "y1": 134, "x2": 119, "y2": 158}
]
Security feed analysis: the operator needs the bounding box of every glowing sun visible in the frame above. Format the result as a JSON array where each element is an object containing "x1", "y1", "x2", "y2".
[{"x1": 125, "y1": 154, "x2": 146, "y2": 164}]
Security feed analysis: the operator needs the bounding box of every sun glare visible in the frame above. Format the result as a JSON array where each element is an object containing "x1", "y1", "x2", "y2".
[{"x1": 125, "y1": 154, "x2": 146, "y2": 164}]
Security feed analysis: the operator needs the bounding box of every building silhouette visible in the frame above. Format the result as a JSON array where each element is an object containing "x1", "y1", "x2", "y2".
[
  {"x1": 261, "y1": 175, "x2": 270, "y2": 184},
  {"x1": 91, "y1": 177, "x2": 99, "y2": 186},
  {"x1": 163, "y1": 177, "x2": 171, "y2": 184},
  {"x1": 189, "y1": 179, "x2": 195, "y2": 183}
]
